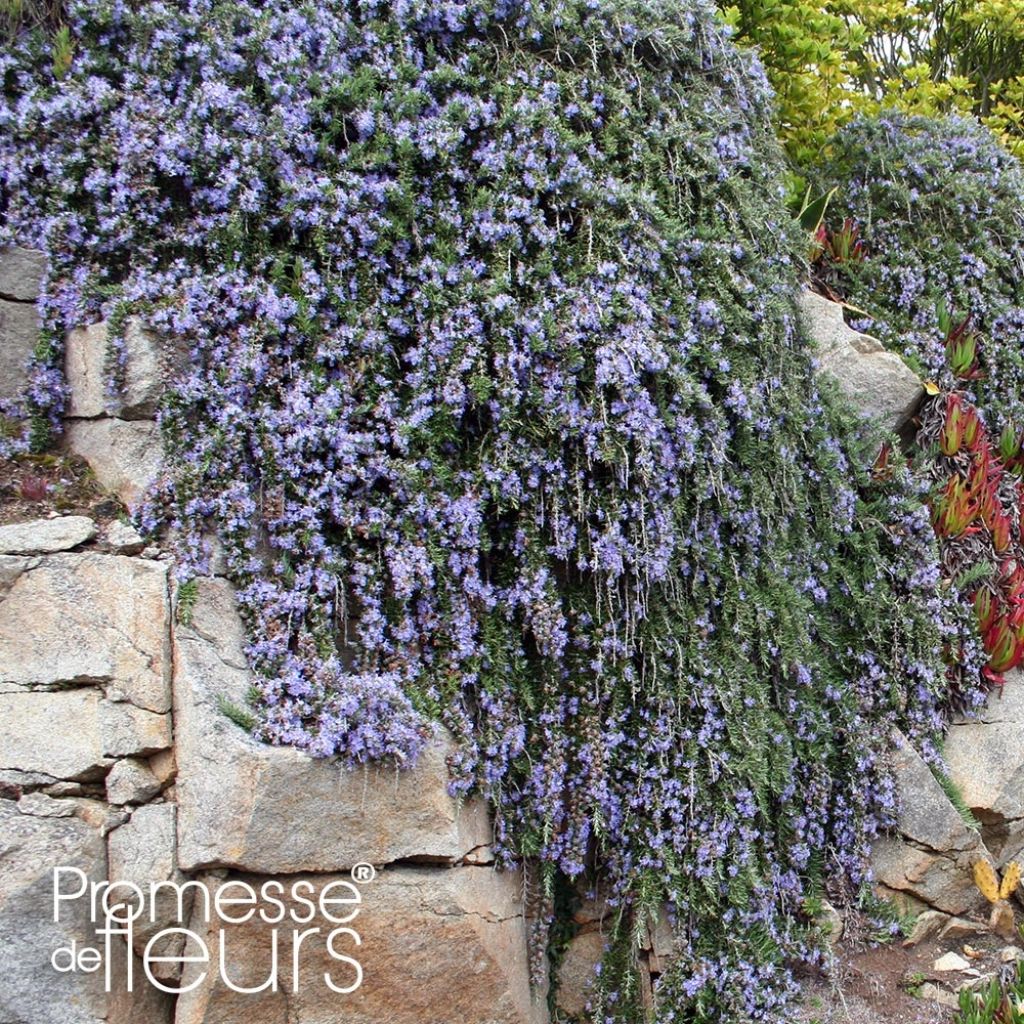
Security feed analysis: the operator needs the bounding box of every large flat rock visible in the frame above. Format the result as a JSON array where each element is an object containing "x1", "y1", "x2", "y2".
[
  {"x1": 0, "y1": 689, "x2": 106, "y2": 780},
  {"x1": 0, "y1": 552, "x2": 170, "y2": 712},
  {"x1": 0, "y1": 296, "x2": 38, "y2": 405},
  {"x1": 871, "y1": 730, "x2": 990, "y2": 916},
  {"x1": 174, "y1": 865, "x2": 546, "y2": 1024},
  {"x1": 889, "y1": 731, "x2": 979, "y2": 855},
  {"x1": 0, "y1": 515, "x2": 96, "y2": 554},
  {"x1": 945, "y1": 673, "x2": 1024, "y2": 861},
  {"x1": 174, "y1": 577, "x2": 492, "y2": 873},
  {"x1": 64, "y1": 419, "x2": 163, "y2": 511},
  {"x1": 797, "y1": 289, "x2": 923, "y2": 433}
]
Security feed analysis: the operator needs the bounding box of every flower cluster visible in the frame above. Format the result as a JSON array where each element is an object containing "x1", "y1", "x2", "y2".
[{"x1": 0, "y1": 4, "x2": 948, "y2": 1021}]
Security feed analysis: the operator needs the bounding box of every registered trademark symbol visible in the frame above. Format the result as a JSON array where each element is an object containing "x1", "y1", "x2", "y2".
[{"x1": 351, "y1": 862, "x2": 376, "y2": 883}]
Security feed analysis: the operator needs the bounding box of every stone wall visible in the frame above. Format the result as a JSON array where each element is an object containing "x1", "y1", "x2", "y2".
[
  {"x1": 0, "y1": 249, "x2": 550, "y2": 1024},
  {"x1": 2, "y1": 254, "x2": 1023, "y2": 1024},
  {"x1": 0, "y1": 514, "x2": 553, "y2": 1024},
  {"x1": 874, "y1": 687, "x2": 1024, "y2": 918},
  {"x1": 0, "y1": 246, "x2": 43, "y2": 408},
  {"x1": 0, "y1": 510, "x2": 552, "y2": 1024}
]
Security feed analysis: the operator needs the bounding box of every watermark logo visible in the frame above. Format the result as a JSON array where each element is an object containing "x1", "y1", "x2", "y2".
[
  {"x1": 351, "y1": 863, "x2": 376, "y2": 883},
  {"x1": 50, "y1": 867, "x2": 374, "y2": 996}
]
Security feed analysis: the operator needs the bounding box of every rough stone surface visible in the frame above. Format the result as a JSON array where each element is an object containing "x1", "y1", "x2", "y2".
[
  {"x1": 0, "y1": 554, "x2": 35, "y2": 599},
  {"x1": 65, "y1": 321, "x2": 106, "y2": 418},
  {"x1": 44, "y1": 781, "x2": 99, "y2": 797},
  {"x1": 933, "y1": 951, "x2": 971, "y2": 972},
  {"x1": 0, "y1": 553, "x2": 170, "y2": 711},
  {"x1": 174, "y1": 577, "x2": 492, "y2": 874},
  {"x1": 0, "y1": 800, "x2": 173, "y2": 1024},
  {"x1": 642, "y1": 910, "x2": 675, "y2": 973},
  {"x1": 174, "y1": 865, "x2": 546, "y2": 1024},
  {"x1": 149, "y1": 748, "x2": 176, "y2": 787},
  {"x1": 103, "y1": 519, "x2": 145, "y2": 555},
  {"x1": 553, "y1": 900, "x2": 669, "y2": 1017},
  {"x1": 870, "y1": 730, "x2": 990, "y2": 916},
  {"x1": 101, "y1": 700, "x2": 172, "y2": 758},
  {"x1": 0, "y1": 296, "x2": 39, "y2": 404},
  {"x1": 872, "y1": 838, "x2": 984, "y2": 918},
  {"x1": 108, "y1": 803, "x2": 191, "y2": 978},
  {"x1": 18, "y1": 791, "x2": 77, "y2": 817},
  {"x1": 0, "y1": 245, "x2": 45, "y2": 302},
  {"x1": 205, "y1": 533, "x2": 230, "y2": 576},
  {"x1": 64, "y1": 418, "x2": 163, "y2": 510},
  {"x1": 105, "y1": 757, "x2": 162, "y2": 805},
  {"x1": 65, "y1": 318, "x2": 185, "y2": 420},
  {"x1": 797, "y1": 289, "x2": 923, "y2": 432},
  {"x1": 66, "y1": 321, "x2": 108, "y2": 418},
  {"x1": 0, "y1": 515, "x2": 96, "y2": 554},
  {"x1": 0, "y1": 689, "x2": 106, "y2": 780},
  {"x1": 889, "y1": 732, "x2": 978, "y2": 855},
  {"x1": 945, "y1": 672, "x2": 1024, "y2": 862},
  {"x1": 71, "y1": 797, "x2": 129, "y2": 838},
  {"x1": 0, "y1": 799, "x2": 108, "y2": 1024},
  {"x1": 0, "y1": 766, "x2": 58, "y2": 789},
  {"x1": 902, "y1": 909, "x2": 950, "y2": 947},
  {"x1": 555, "y1": 930, "x2": 605, "y2": 1019}
]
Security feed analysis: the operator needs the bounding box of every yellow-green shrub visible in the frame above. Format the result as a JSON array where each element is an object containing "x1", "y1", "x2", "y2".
[{"x1": 719, "y1": 0, "x2": 1024, "y2": 164}]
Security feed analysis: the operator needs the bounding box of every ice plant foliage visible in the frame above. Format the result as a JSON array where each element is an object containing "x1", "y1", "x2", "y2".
[
  {"x1": 919, "y1": 381, "x2": 1024, "y2": 693},
  {"x1": 0, "y1": 3, "x2": 949, "y2": 1020},
  {"x1": 955, "y1": 961, "x2": 1024, "y2": 1024},
  {"x1": 811, "y1": 217, "x2": 865, "y2": 275},
  {"x1": 821, "y1": 115, "x2": 1024, "y2": 701}
]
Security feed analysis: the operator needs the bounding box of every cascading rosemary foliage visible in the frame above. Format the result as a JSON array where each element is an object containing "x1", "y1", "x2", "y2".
[{"x1": 0, "y1": 3, "x2": 948, "y2": 1020}]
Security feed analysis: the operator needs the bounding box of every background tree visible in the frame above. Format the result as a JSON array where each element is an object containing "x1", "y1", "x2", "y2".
[{"x1": 719, "y1": 0, "x2": 1024, "y2": 164}]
